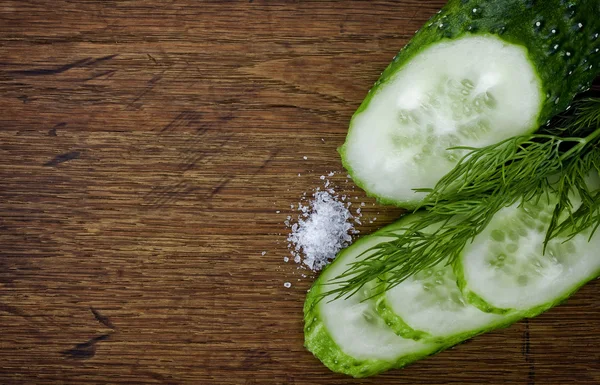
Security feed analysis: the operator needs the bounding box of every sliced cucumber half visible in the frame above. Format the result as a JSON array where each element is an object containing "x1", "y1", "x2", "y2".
[
  {"x1": 457, "y1": 196, "x2": 600, "y2": 315},
  {"x1": 342, "y1": 35, "x2": 542, "y2": 207},
  {"x1": 373, "y1": 214, "x2": 516, "y2": 343},
  {"x1": 376, "y1": 260, "x2": 513, "y2": 344},
  {"x1": 305, "y1": 189, "x2": 600, "y2": 376},
  {"x1": 304, "y1": 219, "x2": 440, "y2": 377}
]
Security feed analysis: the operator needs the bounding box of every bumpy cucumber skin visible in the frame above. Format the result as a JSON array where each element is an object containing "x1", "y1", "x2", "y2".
[
  {"x1": 374, "y1": 295, "x2": 431, "y2": 341},
  {"x1": 455, "y1": 255, "x2": 600, "y2": 318},
  {"x1": 304, "y1": 277, "x2": 440, "y2": 378},
  {"x1": 304, "y1": 215, "x2": 520, "y2": 377},
  {"x1": 341, "y1": 0, "x2": 600, "y2": 208},
  {"x1": 303, "y1": 216, "x2": 442, "y2": 377},
  {"x1": 305, "y1": 211, "x2": 600, "y2": 377}
]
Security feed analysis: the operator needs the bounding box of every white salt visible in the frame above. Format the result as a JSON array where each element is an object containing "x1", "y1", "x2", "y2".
[
  {"x1": 303, "y1": 156, "x2": 308, "y2": 160},
  {"x1": 284, "y1": 282, "x2": 292, "y2": 288},
  {"x1": 261, "y1": 251, "x2": 266, "y2": 256},
  {"x1": 287, "y1": 188, "x2": 356, "y2": 271}
]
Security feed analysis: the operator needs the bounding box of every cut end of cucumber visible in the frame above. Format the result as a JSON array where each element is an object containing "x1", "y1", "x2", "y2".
[
  {"x1": 315, "y1": 237, "x2": 431, "y2": 361},
  {"x1": 342, "y1": 35, "x2": 543, "y2": 206},
  {"x1": 380, "y1": 261, "x2": 506, "y2": 342},
  {"x1": 460, "y1": 198, "x2": 600, "y2": 313},
  {"x1": 303, "y1": 220, "x2": 438, "y2": 377}
]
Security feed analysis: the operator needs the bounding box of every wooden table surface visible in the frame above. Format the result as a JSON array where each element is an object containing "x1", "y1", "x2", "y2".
[{"x1": 0, "y1": 1, "x2": 599, "y2": 384}]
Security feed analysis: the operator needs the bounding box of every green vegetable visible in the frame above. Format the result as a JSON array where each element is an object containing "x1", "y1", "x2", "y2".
[
  {"x1": 329, "y1": 98, "x2": 600, "y2": 301},
  {"x1": 341, "y1": 0, "x2": 600, "y2": 207},
  {"x1": 305, "y1": 181, "x2": 600, "y2": 377},
  {"x1": 457, "y1": 189, "x2": 600, "y2": 315},
  {"x1": 374, "y1": 251, "x2": 513, "y2": 344},
  {"x1": 305, "y1": 0, "x2": 600, "y2": 377},
  {"x1": 303, "y1": 219, "x2": 440, "y2": 378}
]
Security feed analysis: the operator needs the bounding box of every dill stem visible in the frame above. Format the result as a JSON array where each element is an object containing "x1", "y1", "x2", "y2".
[{"x1": 560, "y1": 126, "x2": 600, "y2": 160}]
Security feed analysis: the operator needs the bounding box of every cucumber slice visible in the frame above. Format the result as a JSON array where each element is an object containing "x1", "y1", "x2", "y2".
[
  {"x1": 376, "y1": 260, "x2": 515, "y2": 344},
  {"x1": 306, "y1": 192, "x2": 600, "y2": 376},
  {"x1": 343, "y1": 36, "x2": 542, "y2": 206},
  {"x1": 341, "y1": 0, "x2": 600, "y2": 207},
  {"x1": 457, "y1": 196, "x2": 600, "y2": 315},
  {"x1": 372, "y1": 214, "x2": 517, "y2": 343},
  {"x1": 304, "y1": 218, "x2": 440, "y2": 377}
]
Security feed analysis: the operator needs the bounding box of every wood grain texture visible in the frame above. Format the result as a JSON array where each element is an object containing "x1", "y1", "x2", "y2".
[{"x1": 0, "y1": 1, "x2": 598, "y2": 384}]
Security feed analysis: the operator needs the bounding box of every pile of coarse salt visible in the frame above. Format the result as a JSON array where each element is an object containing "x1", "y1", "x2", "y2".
[{"x1": 286, "y1": 177, "x2": 359, "y2": 271}]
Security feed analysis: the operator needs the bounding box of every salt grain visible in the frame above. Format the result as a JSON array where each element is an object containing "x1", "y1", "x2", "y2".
[
  {"x1": 284, "y1": 282, "x2": 292, "y2": 288},
  {"x1": 287, "y1": 186, "x2": 356, "y2": 271}
]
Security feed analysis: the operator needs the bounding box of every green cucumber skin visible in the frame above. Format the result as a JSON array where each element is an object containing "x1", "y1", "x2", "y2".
[
  {"x1": 303, "y1": 216, "x2": 442, "y2": 378},
  {"x1": 305, "y1": 211, "x2": 600, "y2": 377},
  {"x1": 304, "y1": 276, "x2": 440, "y2": 378},
  {"x1": 341, "y1": 0, "x2": 600, "y2": 208},
  {"x1": 303, "y1": 215, "x2": 519, "y2": 377},
  {"x1": 306, "y1": 239, "x2": 600, "y2": 378},
  {"x1": 374, "y1": 290, "x2": 522, "y2": 347},
  {"x1": 455, "y1": 256, "x2": 600, "y2": 318},
  {"x1": 374, "y1": 295, "x2": 431, "y2": 341},
  {"x1": 453, "y1": 261, "x2": 512, "y2": 315}
]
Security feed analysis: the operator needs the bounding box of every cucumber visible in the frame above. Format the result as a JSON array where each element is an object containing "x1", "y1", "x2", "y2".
[
  {"x1": 457, "y1": 194, "x2": 600, "y2": 315},
  {"x1": 375, "y1": 260, "x2": 517, "y2": 344},
  {"x1": 341, "y1": 0, "x2": 600, "y2": 207},
  {"x1": 306, "y1": 186, "x2": 600, "y2": 377},
  {"x1": 304, "y1": 218, "x2": 441, "y2": 378},
  {"x1": 372, "y1": 215, "x2": 515, "y2": 343}
]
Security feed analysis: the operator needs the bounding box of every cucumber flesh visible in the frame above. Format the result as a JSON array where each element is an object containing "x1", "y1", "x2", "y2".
[
  {"x1": 343, "y1": 36, "x2": 542, "y2": 206},
  {"x1": 304, "y1": 219, "x2": 439, "y2": 377},
  {"x1": 306, "y1": 190, "x2": 600, "y2": 376},
  {"x1": 341, "y1": 0, "x2": 600, "y2": 207},
  {"x1": 376, "y1": 260, "x2": 511, "y2": 344},
  {"x1": 457, "y1": 195, "x2": 600, "y2": 315},
  {"x1": 373, "y1": 214, "x2": 515, "y2": 343}
]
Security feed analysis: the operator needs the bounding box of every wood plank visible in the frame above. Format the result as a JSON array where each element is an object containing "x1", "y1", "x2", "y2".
[{"x1": 0, "y1": 1, "x2": 598, "y2": 384}]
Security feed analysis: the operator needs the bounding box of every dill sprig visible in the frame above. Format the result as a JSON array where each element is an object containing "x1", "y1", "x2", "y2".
[{"x1": 326, "y1": 98, "x2": 600, "y2": 300}]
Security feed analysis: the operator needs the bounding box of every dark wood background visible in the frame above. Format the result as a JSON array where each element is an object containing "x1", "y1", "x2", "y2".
[{"x1": 0, "y1": 1, "x2": 598, "y2": 384}]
